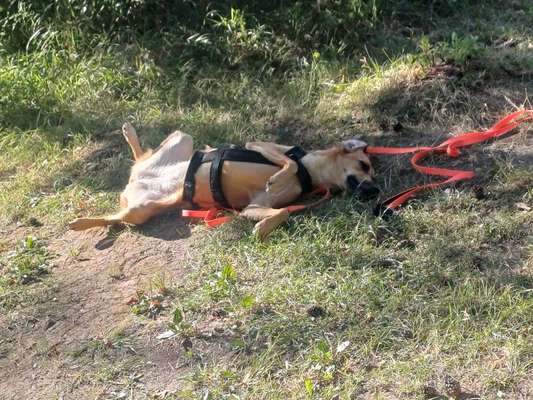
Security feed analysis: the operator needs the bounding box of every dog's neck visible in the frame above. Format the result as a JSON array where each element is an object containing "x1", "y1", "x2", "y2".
[{"x1": 300, "y1": 149, "x2": 341, "y2": 189}]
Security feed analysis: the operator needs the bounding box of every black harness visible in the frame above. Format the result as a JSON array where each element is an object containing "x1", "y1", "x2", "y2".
[{"x1": 183, "y1": 145, "x2": 312, "y2": 209}]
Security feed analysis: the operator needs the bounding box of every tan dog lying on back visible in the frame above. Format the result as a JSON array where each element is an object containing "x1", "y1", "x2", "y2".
[{"x1": 69, "y1": 123, "x2": 379, "y2": 238}]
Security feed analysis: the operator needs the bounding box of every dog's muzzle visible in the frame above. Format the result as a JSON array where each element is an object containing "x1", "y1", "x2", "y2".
[{"x1": 346, "y1": 175, "x2": 380, "y2": 198}]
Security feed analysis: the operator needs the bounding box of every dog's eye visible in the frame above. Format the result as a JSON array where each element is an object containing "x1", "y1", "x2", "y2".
[{"x1": 359, "y1": 161, "x2": 370, "y2": 173}]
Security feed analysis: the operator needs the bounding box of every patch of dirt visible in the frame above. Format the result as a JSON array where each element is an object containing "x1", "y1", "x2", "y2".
[{"x1": 0, "y1": 213, "x2": 215, "y2": 399}]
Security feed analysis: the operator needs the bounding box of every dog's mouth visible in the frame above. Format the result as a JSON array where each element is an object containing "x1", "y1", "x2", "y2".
[{"x1": 346, "y1": 175, "x2": 380, "y2": 198}]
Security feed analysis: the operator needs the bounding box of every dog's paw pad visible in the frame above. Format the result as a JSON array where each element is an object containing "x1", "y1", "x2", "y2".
[
  {"x1": 252, "y1": 222, "x2": 268, "y2": 240},
  {"x1": 122, "y1": 122, "x2": 136, "y2": 139}
]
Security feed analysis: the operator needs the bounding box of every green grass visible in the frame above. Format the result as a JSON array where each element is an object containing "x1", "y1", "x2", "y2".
[
  {"x1": 0, "y1": 235, "x2": 53, "y2": 309},
  {"x1": 1, "y1": 1, "x2": 532, "y2": 398},
  {"x1": 164, "y1": 193, "x2": 531, "y2": 398}
]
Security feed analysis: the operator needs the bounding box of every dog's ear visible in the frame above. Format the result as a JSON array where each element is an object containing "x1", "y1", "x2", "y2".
[{"x1": 342, "y1": 138, "x2": 367, "y2": 152}]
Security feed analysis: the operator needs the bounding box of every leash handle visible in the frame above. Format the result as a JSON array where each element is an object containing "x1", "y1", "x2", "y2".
[{"x1": 369, "y1": 109, "x2": 533, "y2": 215}]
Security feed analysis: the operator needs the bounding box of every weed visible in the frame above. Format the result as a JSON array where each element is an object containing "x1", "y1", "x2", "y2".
[
  {"x1": 127, "y1": 275, "x2": 175, "y2": 318},
  {"x1": 0, "y1": 236, "x2": 54, "y2": 310},
  {"x1": 438, "y1": 33, "x2": 485, "y2": 66},
  {"x1": 0, "y1": 236, "x2": 52, "y2": 286},
  {"x1": 106, "y1": 264, "x2": 124, "y2": 280},
  {"x1": 167, "y1": 306, "x2": 195, "y2": 338},
  {"x1": 127, "y1": 289, "x2": 165, "y2": 318},
  {"x1": 204, "y1": 263, "x2": 238, "y2": 300}
]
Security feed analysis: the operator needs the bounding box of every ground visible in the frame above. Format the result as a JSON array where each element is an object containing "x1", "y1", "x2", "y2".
[
  {"x1": 0, "y1": 216, "x2": 193, "y2": 398},
  {"x1": 1, "y1": 2, "x2": 533, "y2": 399}
]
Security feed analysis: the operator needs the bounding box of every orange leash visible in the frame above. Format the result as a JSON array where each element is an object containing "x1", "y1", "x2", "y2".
[
  {"x1": 367, "y1": 109, "x2": 533, "y2": 214},
  {"x1": 182, "y1": 187, "x2": 331, "y2": 228},
  {"x1": 183, "y1": 110, "x2": 532, "y2": 226},
  {"x1": 181, "y1": 208, "x2": 233, "y2": 228}
]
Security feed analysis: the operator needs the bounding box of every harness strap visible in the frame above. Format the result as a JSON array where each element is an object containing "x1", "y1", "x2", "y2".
[
  {"x1": 285, "y1": 146, "x2": 313, "y2": 194},
  {"x1": 210, "y1": 147, "x2": 278, "y2": 209},
  {"x1": 183, "y1": 186, "x2": 331, "y2": 228},
  {"x1": 183, "y1": 145, "x2": 312, "y2": 209},
  {"x1": 183, "y1": 150, "x2": 205, "y2": 205},
  {"x1": 209, "y1": 149, "x2": 228, "y2": 208},
  {"x1": 219, "y1": 147, "x2": 275, "y2": 164}
]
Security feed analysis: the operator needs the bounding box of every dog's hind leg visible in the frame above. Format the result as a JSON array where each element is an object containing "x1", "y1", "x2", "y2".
[
  {"x1": 240, "y1": 205, "x2": 290, "y2": 240},
  {"x1": 153, "y1": 130, "x2": 193, "y2": 163},
  {"x1": 69, "y1": 191, "x2": 183, "y2": 231},
  {"x1": 122, "y1": 122, "x2": 145, "y2": 161},
  {"x1": 68, "y1": 208, "x2": 134, "y2": 231}
]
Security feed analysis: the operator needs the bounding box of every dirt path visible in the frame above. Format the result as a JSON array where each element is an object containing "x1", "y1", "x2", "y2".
[{"x1": 1, "y1": 214, "x2": 201, "y2": 399}]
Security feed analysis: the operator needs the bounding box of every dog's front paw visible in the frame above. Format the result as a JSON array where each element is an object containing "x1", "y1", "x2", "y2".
[
  {"x1": 266, "y1": 164, "x2": 297, "y2": 194},
  {"x1": 68, "y1": 218, "x2": 96, "y2": 231},
  {"x1": 266, "y1": 174, "x2": 287, "y2": 195},
  {"x1": 252, "y1": 210, "x2": 289, "y2": 240}
]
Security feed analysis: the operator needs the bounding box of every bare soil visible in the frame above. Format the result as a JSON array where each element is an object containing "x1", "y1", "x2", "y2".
[{"x1": 0, "y1": 213, "x2": 212, "y2": 399}]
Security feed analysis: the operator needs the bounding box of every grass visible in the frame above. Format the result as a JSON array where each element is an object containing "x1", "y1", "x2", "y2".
[
  {"x1": 165, "y1": 193, "x2": 531, "y2": 398},
  {"x1": 0, "y1": 235, "x2": 53, "y2": 309},
  {"x1": 127, "y1": 275, "x2": 175, "y2": 319},
  {"x1": 1, "y1": 1, "x2": 532, "y2": 399}
]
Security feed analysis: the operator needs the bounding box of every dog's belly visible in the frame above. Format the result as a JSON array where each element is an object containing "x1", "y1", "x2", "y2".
[
  {"x1": 222, "y1": 161, "x2": 280, "y2": 209},
  {"x1": 192, "y1": 161, "x2": 280, "y2": 209},
  {"x1": 124, "y1": 163, "x2": 188, "y2": 207}
]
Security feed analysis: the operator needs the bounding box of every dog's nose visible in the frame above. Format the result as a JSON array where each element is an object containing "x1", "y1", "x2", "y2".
[
  {"x1": 346, "y1": 175, "x2": 380, "y2": 199},
  {"x1": 346, "y1": 175, "x2": 359, "y2": 191},
  {"x1": 358, "y1": 181, "x2": 380, "y2": 198}
]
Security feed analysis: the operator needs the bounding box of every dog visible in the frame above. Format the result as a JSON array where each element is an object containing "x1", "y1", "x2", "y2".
[{"x1": 68, "y1": 123, "x2": 379, "y2": 238}]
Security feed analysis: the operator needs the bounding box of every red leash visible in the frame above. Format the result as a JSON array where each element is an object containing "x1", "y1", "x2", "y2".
[
  {"x1": 367, "y1": 109, "x2": 533, "y2": 214},
  {"x1": 182, "y1": 187, "x2": 331, "y2": 228},
  {"x1": 182, "y1": 208, "x2": 233, "y2": 228},
  {"x1": 183, "y1": 109, "x2": 532, "y2": 227}
]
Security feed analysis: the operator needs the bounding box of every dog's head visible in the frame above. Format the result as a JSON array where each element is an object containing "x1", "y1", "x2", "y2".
[{"x1": 327, "y1": 138, "x2": 379, "y2": 198}]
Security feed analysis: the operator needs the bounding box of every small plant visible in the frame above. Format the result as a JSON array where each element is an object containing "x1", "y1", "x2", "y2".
[
  {"x1": 418, "y1": 35, "x2": 437, "y2": 66},
  {"x1": 0, "y1": 236, "x2": 52, "y2": 286},
  {"x1": 204, "y1": 263, "x2": 238, "y2": 300},
  {"x1": 304, "y1": 377, "x2": 314, "y2": 396},
  {"x1": 106, "y1": 263, "x2": 124, "y2": 280},
  {"x1": 127, "y1": 289, "x2": 165, "y2": 318},
  {"x1": 240, "y1": 294, "x2": 255, "y2": 309},
  {"x1": 220, "y1": 263, "x2": 237, "y2": 281},
  {"x1": 209, "y1": 7, "x2": 286, "y2": 71},
  {"x1": 127, "y1": 275, "x2": 175, "y2": 318},
  {"x1": 438, "y1": 33, "x2": 484, "y2": 65},
  {"x1": 310, "y1": 340, "x2": 334, "y2": 365},
  {"x1": 169, "y1": 307, "x2": 183, "y2": 330},
  {"x1": 305, "y1": 340, "x2": 340, "y2": 386},
  {"x1": 167, "y1": 306, "x2": 195, "y2": 341}
]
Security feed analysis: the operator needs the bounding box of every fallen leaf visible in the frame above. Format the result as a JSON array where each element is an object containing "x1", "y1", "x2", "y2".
[
  {"x1": 156, "y1": 330, "x2": 176, "y2": 340},
  {"x1": 336, "y1": 340, "x2": 350, "y2": 354},
  {"x1": 515, "y1": 202, "x2": 531, "y2": 211}
]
